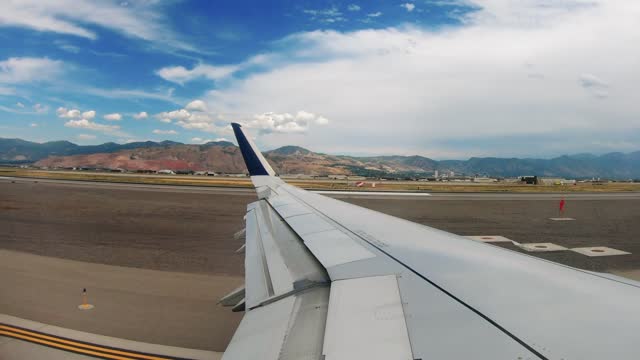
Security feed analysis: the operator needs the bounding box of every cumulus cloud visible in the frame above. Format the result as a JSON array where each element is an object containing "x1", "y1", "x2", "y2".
[
  {"x1": 401, "y1": 3, "x2": 415, "y2": 12},
  {"x1": 155, "y1": 109, "x2": 190, "y2": 123},
  {"x1": 133, "y1": 111, "x2": 148, "y2": 119},
  {"x1": 103, "y1": 113, "x2": 122, "y2": 121},
  {"x1": 29, "y1": 123, "x2": 37, "y2": 127},
  {"x1": 367, "y1": 12, "x2": 382, "y2": 17},
  {"x1": 202, "y1": 1, "x2": 640, "y2": 157},
  {"x1": 82, "y1": 110, "x2": 96, "y2": 120},
  {"x1": 175, "y1": 112, "x2": 227, "y2": 133},
  {"x1": 156, "y1": 64, "x2": 238, "y2": 84},
  {"x1": 348, "y1": 4, "x2": 361, "y2": 11},
  {"x1": 154, "y1": 101, "x2": 229, "y2": 134},
  {"x1": 154, "y1": 109, "x2": 231, "y2": 134},
  {"x1": 185, "y1": 99, "x2": 207, "y2": 112},
  {"x1": 0, "y1": 57, "x2": 63, "y2": 84},
  {"x1": 243, "y1": 111, "x2": 329, "y2": 134},
  {"x1": 152, "y1": 129, "x2": 178, "y2": 135},
  {"x1": 56, "y1": 107, "x2": 82, "y2": 119},
  {"x1": 16, "y1": 102, "x2": 24, "y2": 108},
  {"x1": 77, "y1": 134, "x2": 96, "y2": 140},
  {"x1": 58, "y1": 107, "x2": 123, "y2": 134}
]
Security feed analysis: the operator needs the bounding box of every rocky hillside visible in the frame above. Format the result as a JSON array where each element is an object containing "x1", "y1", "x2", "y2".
[{"x1": 2, "y1": 138, "x2": 639, "y2": 178}]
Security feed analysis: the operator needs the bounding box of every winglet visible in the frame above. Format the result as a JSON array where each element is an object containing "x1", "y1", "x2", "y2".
[{"x1": 231, "y1": 123, "x2": 276, "y2": 176}]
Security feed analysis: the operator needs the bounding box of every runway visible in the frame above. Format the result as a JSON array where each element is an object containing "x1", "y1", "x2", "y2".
[{"x1": 2, "y1": 177, "x2": 640, "y2": 353}]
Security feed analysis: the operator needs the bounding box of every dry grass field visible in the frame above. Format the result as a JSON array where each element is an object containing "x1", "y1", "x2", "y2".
[{"x1": 2, "y1": 167, "x2": 639, "y2": 193}]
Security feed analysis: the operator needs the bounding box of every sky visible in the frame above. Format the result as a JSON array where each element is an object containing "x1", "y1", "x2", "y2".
[{"x1": 0, "y1": 0, "x2": 639, "y2": 159}]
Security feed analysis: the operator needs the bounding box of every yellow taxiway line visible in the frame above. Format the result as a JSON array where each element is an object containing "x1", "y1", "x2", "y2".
[{"x1": 0, "y1": 323, "x2": 190, "y2": 360}]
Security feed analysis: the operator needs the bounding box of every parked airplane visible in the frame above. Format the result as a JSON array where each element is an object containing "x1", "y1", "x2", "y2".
[{"x1": 222, "y1": 122, "x2": 640, "y2": 360}]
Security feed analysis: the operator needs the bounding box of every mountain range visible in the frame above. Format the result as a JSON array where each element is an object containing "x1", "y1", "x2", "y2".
[{"x1": 1, "y1": 138, "x2": 639, "y2": 179}]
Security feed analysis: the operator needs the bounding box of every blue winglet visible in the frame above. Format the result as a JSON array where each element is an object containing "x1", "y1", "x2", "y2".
[{"x1": 231, "y1": 123, "x2": 276, "y2": 176}]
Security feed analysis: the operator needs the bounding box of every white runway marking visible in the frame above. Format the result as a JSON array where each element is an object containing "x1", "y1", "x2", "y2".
[
  {"x1": 518, "y1": 243, "x2": 568, "y2": 252},
  {"x1": 571, "y1": 247, "x2": 631, "y2": 257},
  {"x1": 464, "y1": 235, "x2": 513, "y2": 243},
  {"x1": 550, "y1": 217, "x2": 576, "y2": 221}
]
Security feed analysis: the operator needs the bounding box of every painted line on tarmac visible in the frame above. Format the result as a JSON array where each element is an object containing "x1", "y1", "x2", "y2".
[{"x1": 0, "y1": 323, "x2": 192, "y2": 360}]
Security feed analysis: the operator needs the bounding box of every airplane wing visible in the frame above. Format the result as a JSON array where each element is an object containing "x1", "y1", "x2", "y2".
[{"x1": 221, "y1": 123, "x2": 640, "y2": 360}]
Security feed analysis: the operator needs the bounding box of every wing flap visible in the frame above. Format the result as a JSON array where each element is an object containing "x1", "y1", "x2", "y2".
[
  {"x1": 222, "y1": 287, "x2": 329, "y2": 360},
  {"x1": 322, "y1": 275, "x2": 413, "y2": 360}
]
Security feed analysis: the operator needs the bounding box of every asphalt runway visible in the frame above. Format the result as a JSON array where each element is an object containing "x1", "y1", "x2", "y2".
[{"x1": 2, "y1": 177, "x2": 640, "y2": 352}]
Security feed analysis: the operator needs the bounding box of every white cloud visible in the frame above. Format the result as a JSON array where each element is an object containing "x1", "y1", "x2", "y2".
[
  {"x1": 33, "y1": 103, "x2": 47, "y2": 113},
  {"x1": 174, "y1": 112, "x2": 228, "y2": 133},
  {"x1": 58, "y1": 107, "x2": 123, "y2": 135},
  {"x1": 155, "y1": 109, "x2": 190, "y2": 123},
  {"x1": 201, "y1": 1, "x2": 640, "y2": 157},
  {"x1": 133, "y1": 111, "x2": 148, "y2": 119},
  {"x1": 156, "y1": 64, "x2": 238, "y2": 84},
  {"x1": 348, "y1": 4, "x2": 361, "y2": 11},
  {"x1": 16, "y1": 102, "x2": 24, "y2": 108},
  {"x1": 242, "y1": 111, "x2": 330, "y2": 134},
  {"x1": 57, "y1": 42, "x2": 80, "y2": 53},
  {"x1": 81, "y1": 87, "x2": 178, "y2": 103},
  {"x1": 77, "y1": 134, "x2": 96, "y2": 140},
  {"x1": 401, "y1": 3, "x2": 415, "y2": 12},
  {"x1": 153, "y1": 129, "x2": 178, "y2": 135},
  {"x1": 29, "y1": 123, "x2": 37, "y2": 127},
  {"x1": 0, "y1": 0, "x2": 191, "y2": 51},
  {"x1": 103, "y1": 113, "x2": 122, "y2": 121},
  {"x1": 65, "y1": 119, "x2": 120, "y2": 133},
  {"x1": 82, "y1": 110, "x2": 96, "y2": 120},
  {"x1": 155, "y1": 103, "x2": 230, "y2": 134},
  {"x1": 303, "y1": 7, "x2": 345, "y2": 22},
  {"x1": 0, "y1": 86, "x2": 14, "y2": 95},
  {"x1": 367, "y1": 12, "x2": 382, "y2": 17},
  {"x1": 56, "y1": 107, "x2": 82, "y2": 119},
  {"x1": 190, "y1": 137, "x2": 229, "y2": 144},
  {"x1": 185, "y1": 99, "x2": 207, "y2": 112},
  {"x1": 0, "y1": 57, "x2": 63, "y2": 83}
]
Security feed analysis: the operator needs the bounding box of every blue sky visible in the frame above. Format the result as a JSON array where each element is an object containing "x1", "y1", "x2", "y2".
[{"x1": 1, "y1": 1, "x2": 639, "y2": 159}]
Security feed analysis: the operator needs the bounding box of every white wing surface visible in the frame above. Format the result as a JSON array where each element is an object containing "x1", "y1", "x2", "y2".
[{"x1": 221, "y1": 123, "x2": 640, "y2": 360}]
